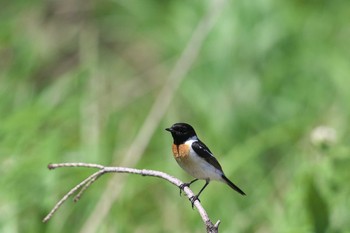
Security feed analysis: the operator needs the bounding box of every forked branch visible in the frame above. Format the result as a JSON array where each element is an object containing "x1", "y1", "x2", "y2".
[{"x1": 43, "y1": 163, "x2": 220, "y2": 233}]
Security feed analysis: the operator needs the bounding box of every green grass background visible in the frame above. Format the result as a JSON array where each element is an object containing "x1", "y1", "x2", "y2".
[{"x1": 1, "y1": 0, "x2": 350, "y2": 232}]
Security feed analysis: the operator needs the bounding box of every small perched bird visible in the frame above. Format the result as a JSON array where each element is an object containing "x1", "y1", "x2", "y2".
[{"x1": 166, "y1": 122, "x2": 245, "y2": 207}]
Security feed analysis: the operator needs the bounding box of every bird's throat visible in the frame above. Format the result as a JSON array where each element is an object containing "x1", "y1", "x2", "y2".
[{"x1": 172, "y1": 143, "x2": 190, "y2": 159}]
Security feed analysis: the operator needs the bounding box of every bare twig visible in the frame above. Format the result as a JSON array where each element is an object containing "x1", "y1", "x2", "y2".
[
  {"x1": 43, "y1": 169, "x2": 103, "y2": 223},
  {"x1": 43, "y1": 163, "x2": 219, "y2": 232}
]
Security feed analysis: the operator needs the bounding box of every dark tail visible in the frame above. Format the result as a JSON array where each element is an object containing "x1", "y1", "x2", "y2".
[{"x1": 222, "y1": 175, "x2": 246, "y2": 195}]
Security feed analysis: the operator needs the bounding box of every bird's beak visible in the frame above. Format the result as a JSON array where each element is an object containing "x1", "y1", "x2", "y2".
[{"x1": 165, "y1": 127, "x2": 172, "y2": 132}]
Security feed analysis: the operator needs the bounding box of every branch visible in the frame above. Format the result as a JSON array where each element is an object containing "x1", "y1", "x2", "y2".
[{"x1": 43, "y1": 163, "x2": 220, "y2": 233}]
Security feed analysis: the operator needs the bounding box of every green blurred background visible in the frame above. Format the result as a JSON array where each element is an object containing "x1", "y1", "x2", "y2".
[{"x1": 1, "y1": 0, "x2": 350, "y2": 232}]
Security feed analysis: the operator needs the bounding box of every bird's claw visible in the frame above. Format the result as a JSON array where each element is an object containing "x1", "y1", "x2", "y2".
[
  {"x1": 189, "y1": 195, "x2": 200, "y2": 209},
  {"x1": 179, "y1": 182, "x2": 191, "y2": 196}
]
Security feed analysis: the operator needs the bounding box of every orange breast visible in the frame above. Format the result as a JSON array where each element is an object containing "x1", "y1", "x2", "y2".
[{"x1": 172, "y1": 143, "x2": 190, "y2": 160}]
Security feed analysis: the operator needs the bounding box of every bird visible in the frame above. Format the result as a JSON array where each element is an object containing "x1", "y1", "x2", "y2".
[{"x1": 165, "y1": 122, "x2": 245, "y2": 207}]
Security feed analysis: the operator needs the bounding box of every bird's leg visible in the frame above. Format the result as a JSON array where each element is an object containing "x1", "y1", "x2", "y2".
[
  {"x1": 179, "y1": 179, "x2": 198, "y2": 196},
  {"x1": 190, "y1": 179, "x2": 209, "y2": 209}
]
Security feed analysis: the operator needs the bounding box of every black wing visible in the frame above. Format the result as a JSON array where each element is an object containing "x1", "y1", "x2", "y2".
[{"x1": 192, "y1": 140, "x2": 223, "y2": 172}]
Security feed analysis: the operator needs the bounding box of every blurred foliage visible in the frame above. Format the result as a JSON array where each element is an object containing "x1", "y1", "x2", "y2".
[{"x1": 1, "y1": 0, "x2": 350, "y2": 232}]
